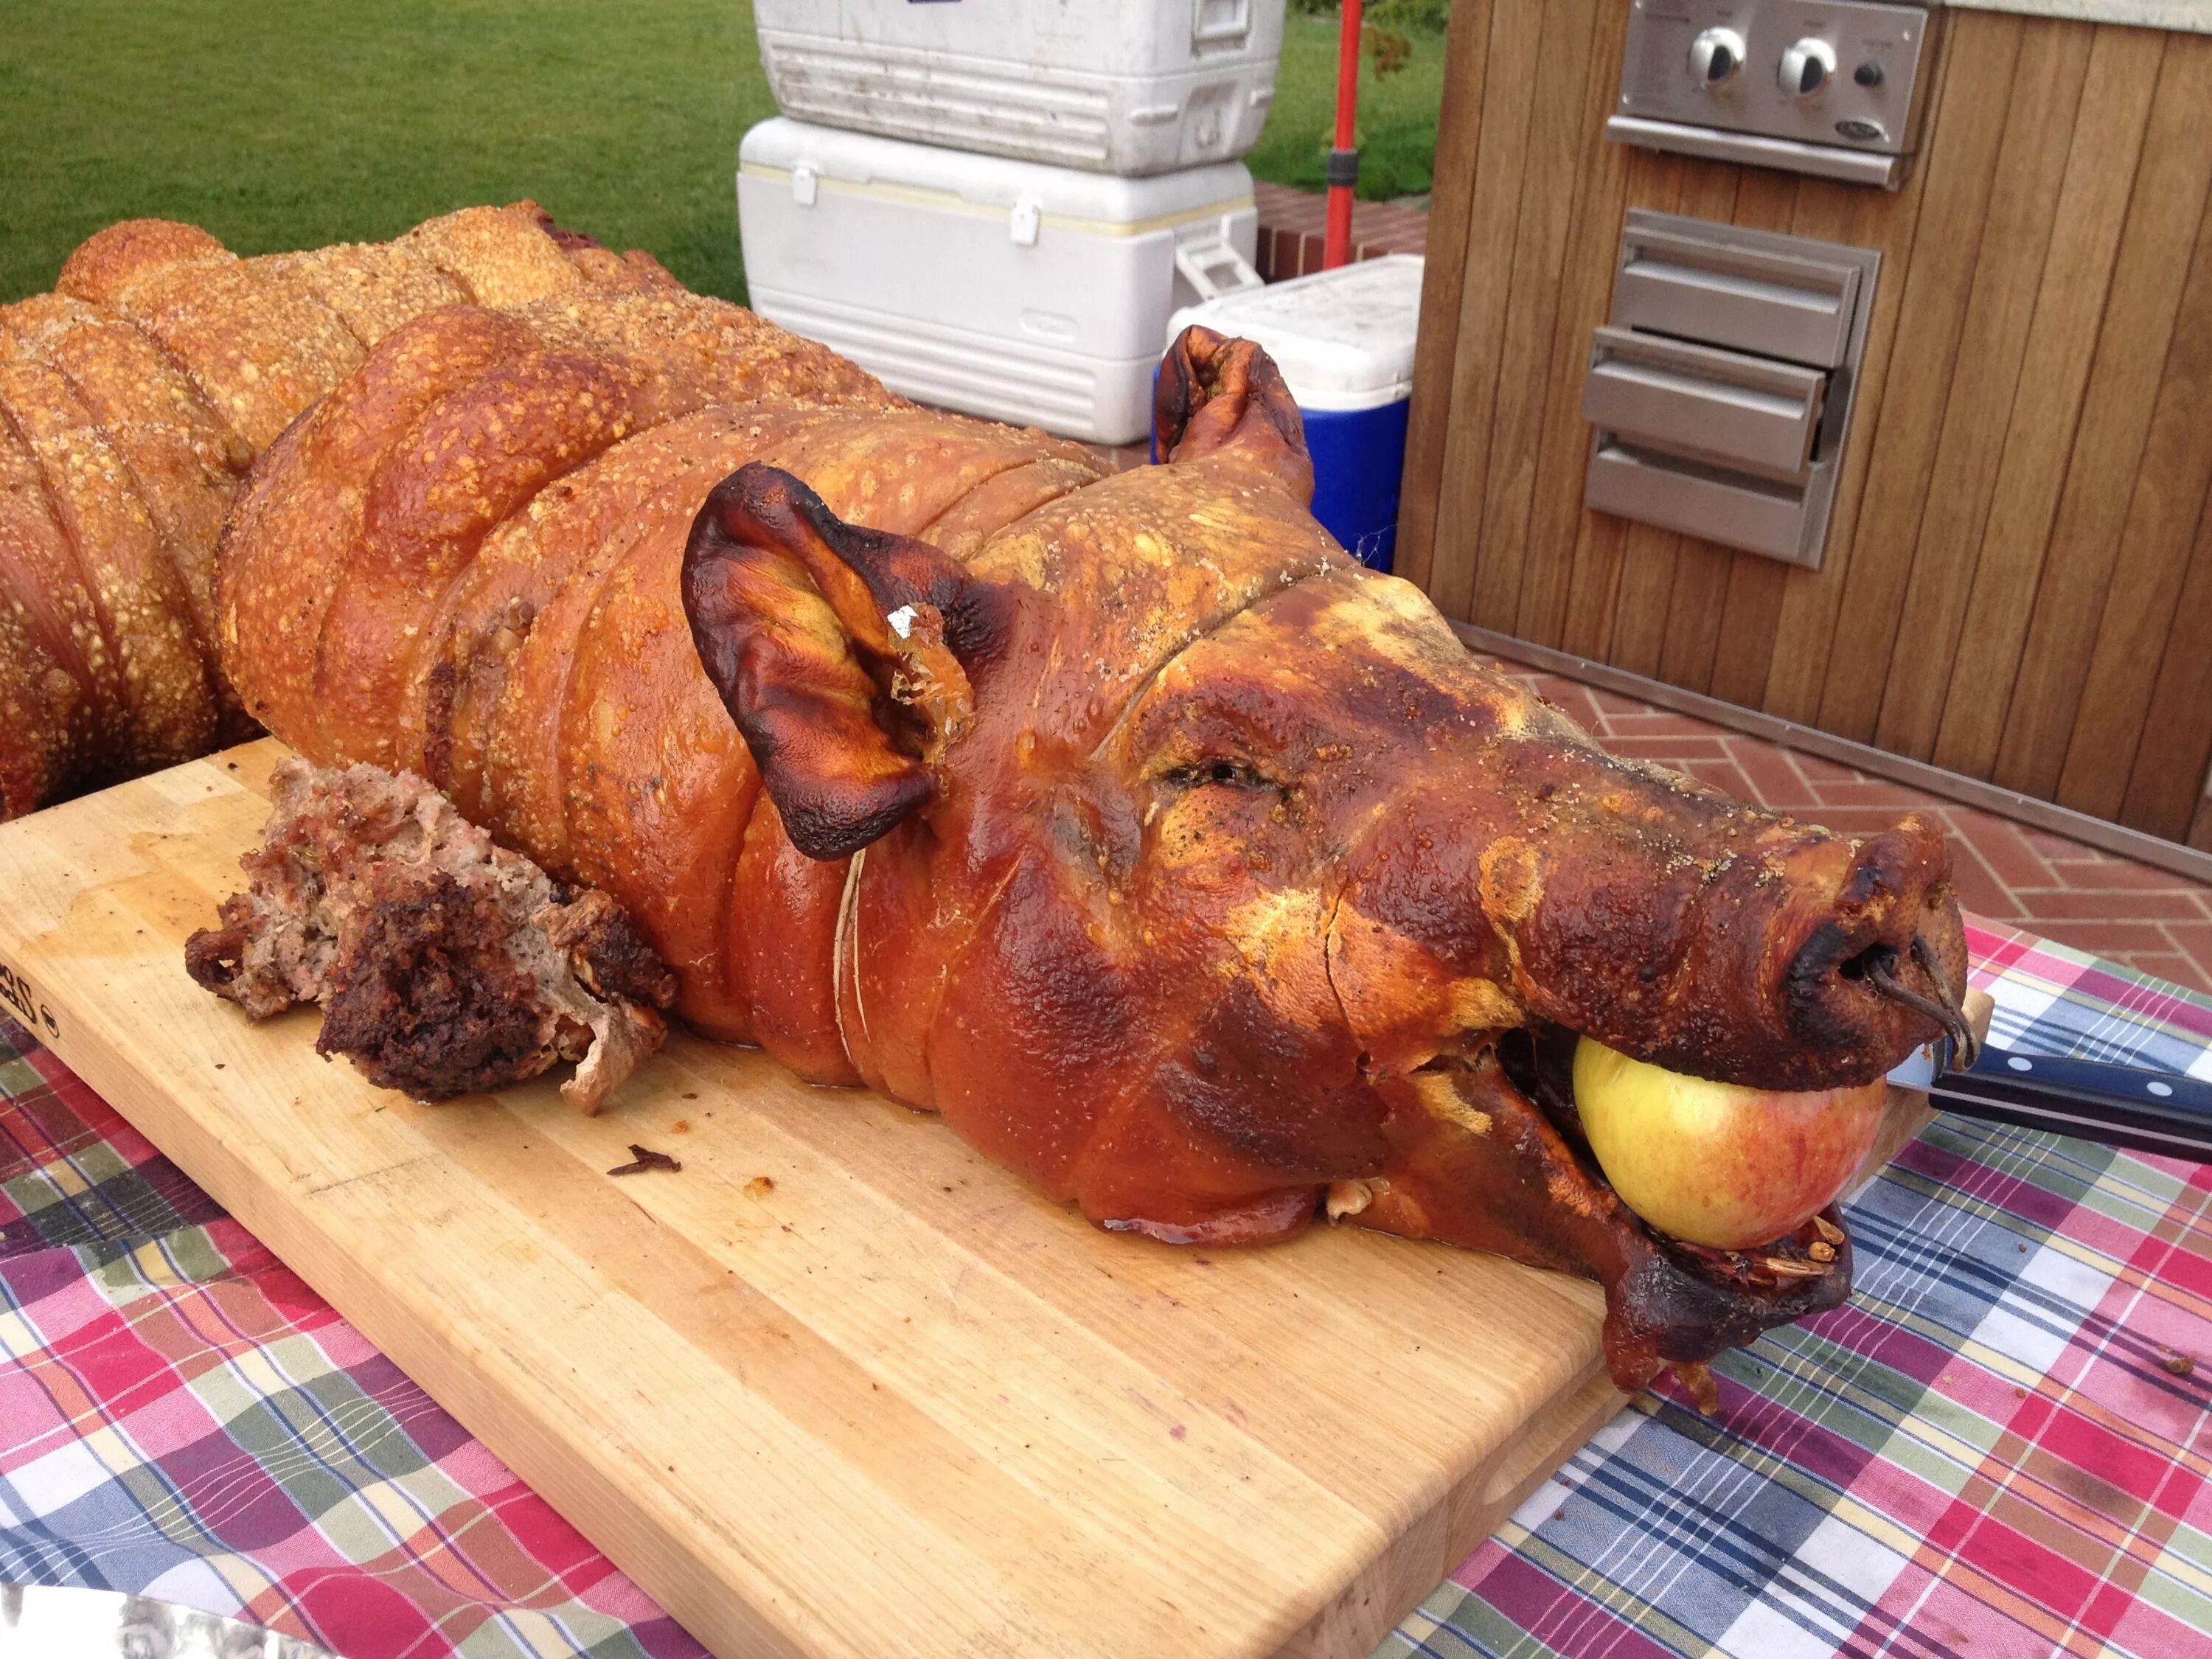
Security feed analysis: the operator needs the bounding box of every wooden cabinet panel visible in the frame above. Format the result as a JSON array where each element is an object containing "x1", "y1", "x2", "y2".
[
  {"x1": 1422, "y1": 1, "x2": 1548, "y2": 621},
  {"x1": 1509, "y1": 4, "x2": 1635, "y2": 650},
  {"x1": 1402, "y1": 4, "x2": 2212, "y2": 843},
  {"x1": 1811, "y1": 10, "x2": 2031, "y2": 742},
  {"x1": 1875, "y1": 24, "x2": 2143, "y2": 762},
  {"x1": 1934, "y1": 35, "x2": 2211, "y2": 779},
  {"x1": 1391, "y1": 0, "x2": 1491, "y2": 598},
  {"x1": 1468, "y1": 0, "x2": 1607, "y2": 632},
  {"x1": 2114, "y1": 490, "x2": 2212, "y2": 841},
  {"x1": 2053, "y1": 41, "x2": 2212, "y2": 836},
  {"x1": 2061, "y1": 195, "x2": 2212, "y2": 829}
]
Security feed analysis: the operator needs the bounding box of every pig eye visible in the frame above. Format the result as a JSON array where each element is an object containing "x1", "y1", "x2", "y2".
[{"x1": 1166, "y1": 757, "x2": 1270, "y2": 790}]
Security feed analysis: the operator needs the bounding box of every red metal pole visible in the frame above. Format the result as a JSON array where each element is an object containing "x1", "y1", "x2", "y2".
[{"x1": 1324, "y1": 0, "x2": 1362, "y2": 269}]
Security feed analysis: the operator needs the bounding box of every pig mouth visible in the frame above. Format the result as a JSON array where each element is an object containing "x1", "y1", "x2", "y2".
[
  {"x1": 1475, "y1": 949, "x2": 1964, "y2": 1307},
  {"x1": 1505, "y1": 925, "x2": 1975, "y2": 1397},
  {"x1": 1486, "y1": 1023, "x2": 1848, "y2": 1277},
  {"x1": 1388, "y1": 1023, "x2": 1863, "y2": 1408},
  {"x1": 1492, "y1": 923, "x2": 1971, "y2": 1208},
  {"x1": 1388, "y1": 920, "x2": 1976, "y2": 1298}
]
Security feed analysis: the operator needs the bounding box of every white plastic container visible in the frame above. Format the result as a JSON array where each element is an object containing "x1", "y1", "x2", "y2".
[
  {"x1": 738, "y1": 117, "x2": 1262, "y2": 445},
  {"x1": 753, "y1": 0, "x2": 1286, "y2": 176},
  {"x1": 1166, "y1": 254, "x2": 1425, "y2": 568}
]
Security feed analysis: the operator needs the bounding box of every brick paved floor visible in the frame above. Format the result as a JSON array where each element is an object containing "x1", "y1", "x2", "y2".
[
  {"x1": 1488, "y1": 659, "x2": 2212, "y2": 998},
  {"x1": 1251, "y1": 181, "x2": 1430, "y2": 281}
]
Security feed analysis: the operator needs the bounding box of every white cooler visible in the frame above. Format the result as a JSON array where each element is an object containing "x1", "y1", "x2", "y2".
[
  {"x1": 753, "y1": 0, "x2": 1287, "y2": 177},
  {"x1": 737, "y1": 117, "x2": 1262, "y2": 445}
]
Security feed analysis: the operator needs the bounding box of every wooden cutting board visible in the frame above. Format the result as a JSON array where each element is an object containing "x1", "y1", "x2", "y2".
[{"x1": 0, "y1": 741, "x2": 1944, "y2": 1659}]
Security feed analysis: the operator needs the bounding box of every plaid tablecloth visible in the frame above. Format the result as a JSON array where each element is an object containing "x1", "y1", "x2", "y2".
[{"x1": 4, "y1": 920, "x2": 2209, "y2": 1659}]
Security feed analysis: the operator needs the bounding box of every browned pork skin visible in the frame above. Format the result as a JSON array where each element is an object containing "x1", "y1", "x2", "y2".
[
  {"x1": 0, "y1": 203, "x2": 888, "y2": 820},
  {"x1": 218, "y1": 317, "x2": 1969, "y2": 1397}
]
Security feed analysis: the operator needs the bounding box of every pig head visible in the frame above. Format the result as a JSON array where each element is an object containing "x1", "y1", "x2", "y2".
[{"x1": 681, "y1": 327, "x2": 1972, "y2": 1399}]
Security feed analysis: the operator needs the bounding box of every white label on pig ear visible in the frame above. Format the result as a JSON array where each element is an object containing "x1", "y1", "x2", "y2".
[{"x1": 886, "y1": 605, "x2": 917, "y2": 641}]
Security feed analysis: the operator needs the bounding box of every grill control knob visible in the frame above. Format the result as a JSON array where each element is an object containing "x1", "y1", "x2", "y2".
[
  {"x1": 1779, "y1": 37, "x2": 1839, "y2": 97},
  {"x1": 1688, "y1": 27, "x2": 1747, "y2": 88}
]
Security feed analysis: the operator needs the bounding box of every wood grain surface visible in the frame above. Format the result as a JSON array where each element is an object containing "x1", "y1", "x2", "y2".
[
  {"x1": 0, "y1": 741, "x2": 1646, "y2": 1659},
  {"x1": 1401, "y1": 6, "x2": 2212, "y2": 844},
  {"x1": 0, "y1": 744, "x2": 1970, "y2": 1656}
]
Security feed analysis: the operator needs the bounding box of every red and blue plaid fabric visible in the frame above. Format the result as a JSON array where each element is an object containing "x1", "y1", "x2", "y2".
[
  {"x1": 0, "y1": 1032, "x2": 703, "y2": 1658},
  {"x1": 1387, "y1": 919, "x2": 2212, "y2": 1659},
  {"x1": 4, "y1": 919, "x2": 2209, "y2": 1658}
]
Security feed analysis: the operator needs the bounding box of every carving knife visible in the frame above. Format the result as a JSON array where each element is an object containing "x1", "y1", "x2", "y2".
[{"x1": 1888, "y1": 1034, "x2": 2212, "y2": 1163}]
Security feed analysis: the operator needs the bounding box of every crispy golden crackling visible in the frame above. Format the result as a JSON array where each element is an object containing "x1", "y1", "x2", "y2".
[{"x1": 0, "y1": 205, "x2": 894, "y2": 821}]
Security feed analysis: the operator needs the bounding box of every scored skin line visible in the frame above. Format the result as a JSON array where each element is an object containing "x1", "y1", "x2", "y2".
[
  {"x1": 0, "y1": 395, "x2": 131, "y2": 749},
  {"x1": 902, "y1": 849, "x2": 1026, "y2": 1107},
  {"x1": 1078, "y1": 560, "x2": 1346, "y2": 773},
  {"x1": 24, "y1": 319, "x2": 226, "y2": 677},
  {"x1": 911, "y1": 448, "x2": 1074, "y2": 547}
]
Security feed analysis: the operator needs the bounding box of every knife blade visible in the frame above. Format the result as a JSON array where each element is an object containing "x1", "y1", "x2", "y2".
[
  {"x1": 1888, "y1": 1034, "x2": 2212, "y2": 1162},
  {"x1": 0, "y1": 1582, "x2": 340, "y2": 1658}
]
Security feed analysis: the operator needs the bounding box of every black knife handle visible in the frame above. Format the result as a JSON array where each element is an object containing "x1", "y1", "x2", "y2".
[
  {"x1": 1969, "y1": 1047, "x2": 2212, "y2": 1118},
  {"x1": 1930, "y1": 1057, "x2": 2212, "y2": 1163}
]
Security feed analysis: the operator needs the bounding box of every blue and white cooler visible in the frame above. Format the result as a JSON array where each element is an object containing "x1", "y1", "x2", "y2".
[{"x1": 1165, "y1": 253, "x2": 1423, "y2": 571}]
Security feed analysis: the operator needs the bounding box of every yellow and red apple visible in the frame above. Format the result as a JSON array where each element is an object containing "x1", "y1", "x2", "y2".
[{"x1": 1571, "y1": 1037, "x2": 1888, "y2": 1250}]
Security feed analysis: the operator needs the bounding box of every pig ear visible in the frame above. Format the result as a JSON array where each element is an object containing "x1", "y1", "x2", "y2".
[
  {"x1": 1153, "y1": 325, "x2": 1312, "y2": 501},
  {"x1": 681, "y1": 462, "x2": 1002, "y2": 861}
]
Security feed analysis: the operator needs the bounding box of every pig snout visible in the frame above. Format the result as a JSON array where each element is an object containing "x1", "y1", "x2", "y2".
[
  {"x1": 1778, "y1": 815, "x2": 1974, "y2": 1073},
  {"x1": 1504, "y1": 811, "x2": 1970, "y2": 1092}
]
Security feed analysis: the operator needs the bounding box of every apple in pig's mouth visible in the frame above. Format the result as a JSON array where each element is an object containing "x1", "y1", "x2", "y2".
[{"x1": 1570, "y1": 1037, "x2": 1888, "y2": 1250}]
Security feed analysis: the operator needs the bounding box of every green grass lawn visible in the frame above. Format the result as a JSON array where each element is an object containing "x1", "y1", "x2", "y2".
[
  {"x1": 0, "y1": 2, "x2": 1440, "y2": 307},
  {"x1": 1248, "y1": 10, "x2": 1449, "y2": 204}
]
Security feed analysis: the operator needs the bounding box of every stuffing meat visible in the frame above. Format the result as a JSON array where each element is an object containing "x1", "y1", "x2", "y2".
[{"x1": 187, "y1": 757, "x2": 675, "y2": 1109}]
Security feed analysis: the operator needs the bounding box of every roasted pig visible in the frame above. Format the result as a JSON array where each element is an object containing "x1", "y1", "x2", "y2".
[{"x1": 215, "y1": 307, "x2": 1972, "y2": 1399}]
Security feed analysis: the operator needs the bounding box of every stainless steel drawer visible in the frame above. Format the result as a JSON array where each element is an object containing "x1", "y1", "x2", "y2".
[
  {"x1": 1586, "y1": 444, "x2": 1818, "y2": 567},
  {"x1": 1579, "y1": 212, "x2": 1880, "y2": 570},
  {"x1": 1581, "y1": 327, "x2": 1828, "y2": 480},
  {"x1": 1613, "y1": 220, "x2": 1863, "y2": 367}
]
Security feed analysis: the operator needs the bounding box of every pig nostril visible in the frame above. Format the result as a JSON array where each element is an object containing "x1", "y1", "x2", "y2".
[
  {"x1": 1837, "y1": 945, "x2": 1895, "y2": 984},
  {"x1": 1862, "y1": 933, "x2": 1979, "y2": 1065}
]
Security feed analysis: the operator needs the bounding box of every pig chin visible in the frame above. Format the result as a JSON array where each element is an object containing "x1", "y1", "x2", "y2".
[{"x1": 1352, "y1": 1025, "x2": 1861, "y2": 1408}]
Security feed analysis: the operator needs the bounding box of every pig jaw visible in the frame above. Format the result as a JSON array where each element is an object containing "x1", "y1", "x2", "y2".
[
  {"x1": 1256, "y1": 582, "x2": 1971, "y2": 1392},
  {"x1": 1349, "y1": 1052, "x2": 1854, "y2": 1405},
  {"x1": 1323, "y1": 809, "x2": 1959, "y2": 1396},
  {"x1": 1323, "y1": 776, "x2": 1962, "y2": 1396}
]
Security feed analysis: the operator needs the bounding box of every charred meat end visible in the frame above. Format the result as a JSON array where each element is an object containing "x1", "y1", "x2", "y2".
[{"x1": 186, "y1": 758, "x2": 675, "y2": 1110}]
